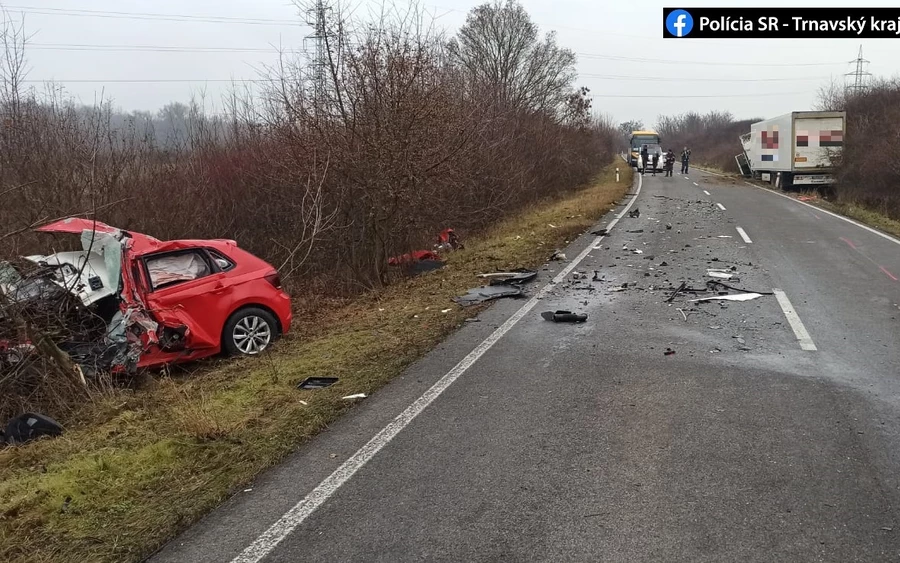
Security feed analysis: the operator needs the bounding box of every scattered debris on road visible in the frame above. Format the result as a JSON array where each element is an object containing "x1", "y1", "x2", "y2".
[
  {"x1": 707, "y1": 269, "x2": 734, "y2": 279},
  {"x1": 297, "y1": 377, "x2": 339, "y2": 390},
  {"x1": 626, "y1": 229, "x2": 644, "y2": 233},
  {"x1": 591, "y1": 228, "x2": 609, "y2": 236},
  {"x1": 628, "y1": 208, "x2": 640, "y2": 218},
  {"x1": 664, "y1": 348, "x2": 676, "y2": 356},
  {"x1": 549, "y1": 251, "x2": 567, "y2": 261},
  {"x1": 478, "y1": 269, "x2": 538, "y2": 286},
  {"x1": 691, "y1": 293, "x2": 764, "y2": 302},
  {"x1": 666, "y1": 281, "x2": 687, "y2": 303},
  {"x1": 453, "y1": 285, "x2": 524, "y2": 306},
  {"x1": 541, "y1": 310, "x2": 588, "y2": 323},
  {"x1": 342, "y1": 393, "x2": 367, "y2": 400}
]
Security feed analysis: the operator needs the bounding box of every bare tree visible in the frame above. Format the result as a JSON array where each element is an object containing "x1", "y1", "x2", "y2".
[{"x1": 449, "y1": 0, "x2": 577, "y2": 117}]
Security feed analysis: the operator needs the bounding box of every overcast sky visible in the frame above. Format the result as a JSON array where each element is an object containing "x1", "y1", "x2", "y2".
[{"x1": 9, "y1": 0, "x2": 900, "y2": 128}]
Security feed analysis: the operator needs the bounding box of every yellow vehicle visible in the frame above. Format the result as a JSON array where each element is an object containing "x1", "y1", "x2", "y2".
[{"x1": 629, "y1": 130, "x2": 661, "y2": 167}]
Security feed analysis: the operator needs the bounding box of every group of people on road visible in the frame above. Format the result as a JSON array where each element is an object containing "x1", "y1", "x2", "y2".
[{"x1": 639, "y1": 145, "x2": 692, "y2": 177}]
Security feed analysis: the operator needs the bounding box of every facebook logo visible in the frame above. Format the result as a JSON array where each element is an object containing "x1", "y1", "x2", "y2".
[{"x1": 665, "y1": 9, "x2": 694, "y2": 37}]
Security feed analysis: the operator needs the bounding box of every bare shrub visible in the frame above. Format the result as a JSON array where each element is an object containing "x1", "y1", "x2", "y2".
[
  {"x1": 653, "y1": 111, "x2": 761, "y2": 172},
  {"x1": 823, "y1": 79, "x2": 900, "y2": 218},
  {"x1": 0, "y1": 0, "x2": 615, "y2": 421}
]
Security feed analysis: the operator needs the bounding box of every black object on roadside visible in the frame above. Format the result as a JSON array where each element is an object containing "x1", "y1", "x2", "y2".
[
  {"x1": 666, "y1": 281, "x2": 687, "y2": 303},
  {"x1": 591, "y1": 228, "x2": 609, "y2": 236},
  {"x1": 541, "y1": 310, "x2": 588, "y2": 323},
  {"x1": 453, "y1": 285, "x2": 524, "y2": 306},
  {"x1": 664, "y1": 348, "x2": 676, "y2": 356},
  {"x1": 487, "y1": 268, "x2": 537, "y2": 286},
  {"x1": 297, "y1": 377, "x2": 339, "y2": 390},
  {"x1": 3, "y1": 413, "x2": 64, "y2": 445}
]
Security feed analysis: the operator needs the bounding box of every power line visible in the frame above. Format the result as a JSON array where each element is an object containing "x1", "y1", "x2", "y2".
[
  {"x1": 576, "y1": 53, "x2": 842, "y2": 67},
  {"x1": 591, "y1": 92, "x2": 809, "y2": 98},
  {"x1": 28, "y1": 43, "x2": 294, "y2": 53},
  {"x1": 21, "y1": 78, "x2": 279, "y2": 83},
  {"x1": 579, "y1": 73, "x2": 830, "y2": 82},
  {"x1": 2, "y1": 5, "x2": 304, "y2": 26}
]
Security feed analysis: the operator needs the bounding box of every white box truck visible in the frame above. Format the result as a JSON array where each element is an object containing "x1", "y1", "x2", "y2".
[{"x1": 736, "y1": 111, "x2": 846, "y2": 189}]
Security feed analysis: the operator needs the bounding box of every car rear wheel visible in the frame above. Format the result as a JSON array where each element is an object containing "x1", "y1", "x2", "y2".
[{"x1": 223, "y1": 307, "x2": 278, "y2": 356}]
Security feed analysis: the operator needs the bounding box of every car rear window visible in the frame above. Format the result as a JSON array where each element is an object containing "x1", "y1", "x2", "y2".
[{"x1": 207, "y1": 249, "x2": 236, "y2": 272}]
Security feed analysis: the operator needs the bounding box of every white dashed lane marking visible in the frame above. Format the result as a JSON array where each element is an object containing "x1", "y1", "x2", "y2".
[{"x1": 773, "y1": 289, "x2": 818, "y2": 351}]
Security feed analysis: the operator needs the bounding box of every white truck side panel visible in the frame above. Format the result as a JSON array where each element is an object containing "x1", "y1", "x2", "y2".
[
  {"x1": 748, "y1": 113, "x2": 792, "y2": 172},
  {"x1": 793, "y1": 115, "x2": 844, "y2": 169}
]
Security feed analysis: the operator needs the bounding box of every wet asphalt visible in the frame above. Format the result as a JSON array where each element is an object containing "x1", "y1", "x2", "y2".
[{"x1": 152, "y1": 169, "x2": 900, "y2": 563}]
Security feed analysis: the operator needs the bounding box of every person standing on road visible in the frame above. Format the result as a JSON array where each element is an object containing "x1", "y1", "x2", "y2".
[
  {"x1": 665, "y1": 149, "x2": 676, "y2": 177},
  {"x1": 640, "y1": 144, "x2": 649, "y2": 175},
  {"x1": 681, "y1": 146, "x2": 691, "y2": 174},
  {"x1": 651, "y1": 151, "x2": 659, "y2": 176}
]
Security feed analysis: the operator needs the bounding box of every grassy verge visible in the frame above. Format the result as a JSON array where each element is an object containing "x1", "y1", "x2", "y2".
[
  {"x1": 0, "y1": 163, "x2": 632, "y2": 563},
  {"x1": 809, "y1": 199, "x2": 900, "y2": 240}
]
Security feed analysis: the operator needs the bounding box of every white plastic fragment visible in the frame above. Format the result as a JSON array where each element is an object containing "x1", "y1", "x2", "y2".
[
  {"x1": 691, "y1": 293, "x2": 764, "y2": 302},
  {"x1": 342, "y1": 393, "x2": 367, "y2": 400}
]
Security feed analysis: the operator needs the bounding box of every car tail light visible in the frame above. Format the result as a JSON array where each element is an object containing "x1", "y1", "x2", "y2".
[{"x1": 264, "y1": 271, "x2": 282, "y2": 289}]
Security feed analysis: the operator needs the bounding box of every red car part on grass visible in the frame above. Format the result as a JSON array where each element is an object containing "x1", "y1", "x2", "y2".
[{"x1": 35, "y1": 219, "x2": 292, "y2": 370}]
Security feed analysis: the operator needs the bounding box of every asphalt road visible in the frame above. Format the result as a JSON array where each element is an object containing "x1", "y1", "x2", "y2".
[{"x1": 152, "y1": 168, "x2": 900, "y2": 563}]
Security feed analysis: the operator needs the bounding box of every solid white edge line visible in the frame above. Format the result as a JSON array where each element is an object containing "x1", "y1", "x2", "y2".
[
  {"x1": 716, "y1": 202, "x2": 726, "y2": 211},
  {"x1": 703, "y1": 190, "x2": 711, "y2": 196},
  {"x1": 229, "y1": 174, "x2": 645, "y2": 563},
  {"x1": 736, "y1": 226, "x2": 753, "y2": 244},
  {"x1": 772, "y1": 289, "x2": 817, "y2": 351},
  {"x1": 742, "y1": 181, "x2": 900, "y2": 247}
]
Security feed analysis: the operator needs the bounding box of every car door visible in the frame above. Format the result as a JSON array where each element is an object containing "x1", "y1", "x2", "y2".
[{"x1": 140, "y1": 248, "x2": 235, "y2": 351}]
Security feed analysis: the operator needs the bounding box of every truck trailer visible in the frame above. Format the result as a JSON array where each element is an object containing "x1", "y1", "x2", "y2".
[{"x1": 736, "y1": 111, "x2": 846, "y2": 189}]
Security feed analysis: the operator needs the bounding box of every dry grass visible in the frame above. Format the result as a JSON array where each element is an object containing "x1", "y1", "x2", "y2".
[
  {"x1": 0, "y1": 163, "x2": 631, "y2": 563},
  {"x1": 811, "y1": 199, "x2": 900, "y2": 240}
]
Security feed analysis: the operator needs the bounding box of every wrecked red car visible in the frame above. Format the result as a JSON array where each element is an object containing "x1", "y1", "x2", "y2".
[{"x1": 6, "y1": 218, "x2": 292, "y2": 372}]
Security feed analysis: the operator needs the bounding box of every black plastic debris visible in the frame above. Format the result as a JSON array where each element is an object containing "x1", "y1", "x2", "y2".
[
  {"x1": 626, "y1": 229, "x2": 644, "y2": 233},
  {"x1": 628, "y1": 208, "x2": 640, "y2": 218},
  {"x1": 453, "y1": 285, "x2": 524, "y2": 306},
  {"x1": 664, "y1": 348, "x2": 676, "y2": 356},
  {"x1": 666, "y1": 281, "x2": 687, "y2": 303},
  {"x1": 591, "y1": 228, "x2": 609, "y2": 236},
  {"x1": 2, "y1": 413, "x2": 63, "y2": 445},
  {"x1": 482, "y1": 269, "x2": 538, "y2": 286},
  {"x1": 297, "y1": 377, "x2": 339, "y2": 390},
  {"x1": 541, "y1": 310, "x2": 588, "y2": 323}
]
